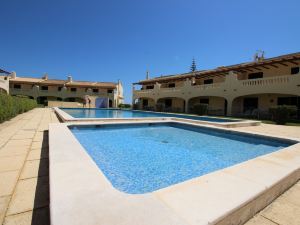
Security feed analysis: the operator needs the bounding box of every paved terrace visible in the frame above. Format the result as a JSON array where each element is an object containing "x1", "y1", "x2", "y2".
[{"x1": 0, "y1": 108, "x2": 299, "y2": 225}]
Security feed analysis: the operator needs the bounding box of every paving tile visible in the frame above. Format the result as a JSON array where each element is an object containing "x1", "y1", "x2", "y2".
[
  {"x1": 15, "y1": 130, "x2": 35, "y2": 135},
  {"x1": 261, "y1": 196, "x2": 300, "y2": 225},
  {"x1": 31, "y1": 141, "x2": 48, "y2": 150},
  {"x1": 0, "y1": 196, "x2": 10, "y2": 225},
  {"x1": 3, "y1": 207, "x2": 50, "y2": 225},
  {"x1": 6, "y1": 176, "x2": 49, "y2": 215},
  {"x1": 27, "y1": 148, "x2": 49, "y2": 160},
  {"x1": 0, "y1": 171, "x2": 19, "y2": 197},
  {"x1": 20, "y1": 159, "x2": 49, "y2": 180},
  {"x1": 11, "y1": 133, "x2": 35, "y2": 140},
  {"x1": 245, "y1": 215, "x2": 277, "y2": 225},
  {"x1": 0, "y1": 155, "x2": 26, "y2": 173},
  {"x1": 0, "y1": 146, "x2": 29, "y2": 158},
  {"x1": 281, "y1": 182, "x2": 300, "y2": 207},
  {"x1": 5, "y1": 139, "x2": 32, "y2": 147}
]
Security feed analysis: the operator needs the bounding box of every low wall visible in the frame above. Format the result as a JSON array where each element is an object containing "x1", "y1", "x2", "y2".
[{"x1": 48, "y1": 101, "x2": 83, "y2": 108}]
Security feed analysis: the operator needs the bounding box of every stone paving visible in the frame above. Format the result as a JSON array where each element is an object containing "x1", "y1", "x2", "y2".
[
  {"x1": 0, "y1": 108, "x2": 59, "y2": 225},
  {"x1": 0, "y1": 108, "x2": 299, "y2": 225},
  {"x1": 234, "y1": 124, "x2": 300, "y2": 225}
]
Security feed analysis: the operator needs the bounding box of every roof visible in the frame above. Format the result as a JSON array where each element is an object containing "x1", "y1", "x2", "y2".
[
  {"x1": 9, "y1": 76, "x2": 117, "y2": 88},
  {"x1": 134, "y1": 52, "x2": 300, "y2": 85}
]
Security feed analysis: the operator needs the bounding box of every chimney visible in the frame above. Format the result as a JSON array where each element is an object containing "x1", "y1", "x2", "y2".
[
  {"x1": 146, "y1": 70, "x2": 149, "y2": 80},
  {"x1": 43, "y1": 73, "x2": 48, "y2": 80},
  {"x1": 67, "y1": 75, "x2": 72, "y2": 83},
  {"x1": 10, "y1": 71, "x2": 16, "y2": 79}
]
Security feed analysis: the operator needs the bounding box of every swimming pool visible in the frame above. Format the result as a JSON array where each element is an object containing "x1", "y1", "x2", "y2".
[
  {"x1": 70, "y1": 122, "x2": 293, "y2": 194},
  {"x1": 61, "y1": 108, "x2": 238, "y2": 123}
]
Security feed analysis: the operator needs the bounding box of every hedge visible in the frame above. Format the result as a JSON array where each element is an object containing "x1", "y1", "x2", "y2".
[
  {"x1": 269, "y1": 105, "x2": 298, "y2": 125},
  {"x1": 0, "y1": 94, "x2": 37, "y2": 123}
]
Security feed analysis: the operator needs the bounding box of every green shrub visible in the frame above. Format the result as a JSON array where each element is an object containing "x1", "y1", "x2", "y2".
[
  {"x1": 0, "y1": 94, "x2": 37, "y2": 123},
  {"x1": 269, "y1": 105, "x2": 297, "y2": 125},
  {"x1": 118, "y1": 103, "x2": 131, "y2": 108},
  {"x1": 191, "y1": 103, "x2": 208, "y2": 115}
]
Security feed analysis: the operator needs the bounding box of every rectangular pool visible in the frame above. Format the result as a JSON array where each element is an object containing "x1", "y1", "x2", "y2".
[
  {"x1": 70, "y1": 122, "x2": 293, "y2": 194},
  {"x1": 61, "y1": 108, "x2": 239, "y2": 123}
]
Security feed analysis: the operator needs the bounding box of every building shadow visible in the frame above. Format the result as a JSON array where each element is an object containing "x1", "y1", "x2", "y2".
[{"x1": 31, "y1": 130, "x2": 50, "y2": 225}]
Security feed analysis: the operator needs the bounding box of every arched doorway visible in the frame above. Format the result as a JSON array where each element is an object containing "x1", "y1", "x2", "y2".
[
  {"x1": 232, "y1": 93, "x2": 300, "y2": 119},
  {"x1": 134, "y1": 97, "x2": 156, "y2": 111},
  {"x1": 188, "y1": 96, "x2": 227, "y2": 115},
  {"x1": 157, "y1": 97, "x2": 185, "y2": 113}
]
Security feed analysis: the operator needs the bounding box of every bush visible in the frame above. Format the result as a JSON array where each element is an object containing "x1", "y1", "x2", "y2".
[
  {"x1": 269, "y1": 105, "x2": 297, "y2": 125},
  {"x1": 191, "y1": 103, "x2": 208, "y2": 115},
  {"x1": 0, "y1": 94, "x2": 37, "y2": 123},
  {"x1": 118, "y1": 103, "x2": 131, "y2": 109}
]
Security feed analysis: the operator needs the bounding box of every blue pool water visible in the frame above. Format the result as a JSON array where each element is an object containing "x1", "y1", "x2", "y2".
[
  {"x1": 70, "y1": 123, "x2": 293, "y2": 194},
  {"x1": 61, "y1": 108, "x2": 238, "y2": 123}
]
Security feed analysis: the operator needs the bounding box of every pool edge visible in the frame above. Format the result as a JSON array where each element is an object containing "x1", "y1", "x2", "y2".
[{"x1": 49, "y1": 120, "x2": 300, "y2": 225}]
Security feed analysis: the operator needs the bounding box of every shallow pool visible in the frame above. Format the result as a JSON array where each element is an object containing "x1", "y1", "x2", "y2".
[
  {"x1": 61, "y1": 108, "x2": 238, "y2": 123},
  {"x1": 70, "y1": 123, "x2": 292, "y2": 194}
]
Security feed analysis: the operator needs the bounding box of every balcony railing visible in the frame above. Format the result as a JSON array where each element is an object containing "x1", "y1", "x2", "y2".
[
  {"x1": 242, "y1": 76, "x2": 290, "y2": 86},
  {"x1": 10, "y1": 88, "x2": 115, "y2": 98},
  {"x1": 133, "y1": 74, "x2": 299, "y2": 99}
]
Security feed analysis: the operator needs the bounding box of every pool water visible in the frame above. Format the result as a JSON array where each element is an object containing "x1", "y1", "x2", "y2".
[
  {"x1": 61, "y1": 108, "x2": 238, "y2": 123},
  {"x1": 70, "y1": 123, "x2": 292, "y2": 194}
]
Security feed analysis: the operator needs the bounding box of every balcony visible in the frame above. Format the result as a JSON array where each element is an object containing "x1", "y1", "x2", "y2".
[
  {"x1": 133, "y1": 74, "x2": 300, "y2": 101},
  {"x1": 10, "y1": 87, "x2": 116, "y2": 99}
]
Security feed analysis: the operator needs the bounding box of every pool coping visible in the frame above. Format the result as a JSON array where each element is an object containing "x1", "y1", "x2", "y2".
[
  {"x1": 49, "y1": 119, "x2": 300, "y2": 225},
  {"x1": 53, "y1": 107, "x2": 261, "y2": 128}
]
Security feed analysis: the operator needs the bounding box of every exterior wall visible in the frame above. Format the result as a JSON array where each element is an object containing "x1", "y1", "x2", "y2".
[
  {"x1": 232, "y1": 94, "x2": 298, "y2": 115},
  {"x1": 133, "y1": 64, "x2": 300, "y2": 115},
  {"x1": 237, "y1": 60, "x2": 300, "y2": 80},
  {"x1": 189, "y1": 96, "x2": 226, "y2": 115},
  {"x1": 0, "y1": 76, "x2": 9, "y2": 93},
  {"x1": 136, "y1": 98, "x2": 156, "y2": 110},
  {"x1": 9, "y1": 80, "x2": 123, "y2": 108}
]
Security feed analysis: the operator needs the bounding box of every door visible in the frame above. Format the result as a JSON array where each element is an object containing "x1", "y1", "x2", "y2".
[{"x1": 243, "y1": 98, "x2": 258, "y2": 113}]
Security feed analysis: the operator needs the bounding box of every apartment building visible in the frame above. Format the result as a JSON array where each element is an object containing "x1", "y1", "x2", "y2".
[
  {"x1": 132, "y1": 52, "x2": 300, "y2": 117},
  {"x1": 0, "y1": 72, "x2": 124, "y2": 107}
]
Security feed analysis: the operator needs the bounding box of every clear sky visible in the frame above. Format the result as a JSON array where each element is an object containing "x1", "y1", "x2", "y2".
[{"x1": 1, "y1": 0, "x2": 300, "y2": 103}]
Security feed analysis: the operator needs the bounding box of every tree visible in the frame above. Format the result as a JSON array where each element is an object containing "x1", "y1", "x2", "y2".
[{"x1": 190, "y1": 57, "x2": 197, "y2": 72}]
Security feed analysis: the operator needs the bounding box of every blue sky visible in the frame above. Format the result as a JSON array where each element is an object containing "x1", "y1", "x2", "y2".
[{"x1": 1, "y1": 0, "x2": 300, "y2": 103}]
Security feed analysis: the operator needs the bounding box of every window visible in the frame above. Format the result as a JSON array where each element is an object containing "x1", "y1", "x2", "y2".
[
  {"x1": 41, "y1": 86, "x2": 48, "y2": 91},
  {"x1": 13, "y1": 84, "x2": 21, "y2": 89},
  {"x1": 168, "y1": 83, "x2": 175, "y2": 88},
  {"x1": 146, "y1": 85, "x2": 154, "y2": 89},
  {"x1": 70, "y1": 88, "x2": 77, "y2": 92},
  {"x1": 200, "y1": 98, "x2": 209, "y2": 104},
  {"x1": 165, "y1": 99, "x2": 172, "y2": 107},
  {"x1": 204, "y1": 79, "x2": 213, "y2": 84},
  {"x1": 277, "y1": 97, "x2": 297, "y2": 106},
  {"x1": 248, "y1": 72, "x2": 263, "y2": 79},
  {"x1": 58, "y1": 87, "x2": 62, "y2": 91},
  {"x1": 291, "y1": 67, "x2": 299, "y2": 75},
  {"x1": 107, "y1": 89, "x2": 113, "y2": 93},
  {"x1": 93, "y1": 89, "x2": 99, "y2": 93}
]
